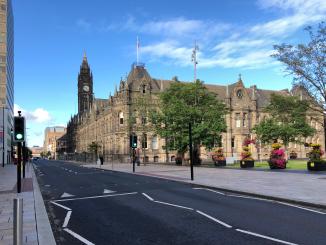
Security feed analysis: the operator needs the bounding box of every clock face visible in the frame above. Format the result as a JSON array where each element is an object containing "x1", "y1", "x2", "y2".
[
  {"x1": 236, "y1": 89, "x2": 243, "y2": 98},
  {"x1": 83, "y1": 85, "x2": 89, "y2": 92}
]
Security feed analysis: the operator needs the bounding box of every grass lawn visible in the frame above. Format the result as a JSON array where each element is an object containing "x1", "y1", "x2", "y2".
[{"x1": 227, "y1": 159, "x2": 308, "y2": 170}]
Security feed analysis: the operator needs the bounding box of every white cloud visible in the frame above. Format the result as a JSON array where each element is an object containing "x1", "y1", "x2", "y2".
[
  {"x1": 76, "y1": 19, "x2": 91, "y2": 31},
  {"x1": 14, "y1": 104, "x2": 52, "y2": 123},
  {"x1": 139, "y1": 0, "x2": 326, "y2": 70}
]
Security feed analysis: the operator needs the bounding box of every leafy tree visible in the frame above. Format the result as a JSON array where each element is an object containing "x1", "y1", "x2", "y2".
[
  {"x1": 88, "y1": 141, "x2": 101, "y2": 161},
  {"x1": 150, "y1": 80, "x2": 227, "y2": 164},
  {"x1": 272, "y1": 22, "x2": 326, "y2": 123},
  {"x1": 253, "y1": 94, "x2": 315, "y2": 155}
]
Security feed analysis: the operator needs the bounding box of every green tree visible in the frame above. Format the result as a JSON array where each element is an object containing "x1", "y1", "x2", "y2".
[
  {"x1": 151, "y1": 80, "x2": 227, "y2": 164},
  {"x1": 88, "y1": 141, "x2": 101, "y2": 161},
  {"x1": 253, "y1": 94, "x2": 315, "y2": 155},
  {"x1": 272, "y1": 22, "x2": 326, "y2": 124}
]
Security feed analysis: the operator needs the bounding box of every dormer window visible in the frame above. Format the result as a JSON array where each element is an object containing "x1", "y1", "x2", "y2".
[{"x1": 236, "y1": 89, "x2": 243, "y2": 98}]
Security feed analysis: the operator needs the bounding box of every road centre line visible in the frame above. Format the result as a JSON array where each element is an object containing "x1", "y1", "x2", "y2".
[
  {"x1": 192, "y1": 187, "x2": 226, "y2": 195},
  {"x1": 236, "y1": 229, "x2": 298, "y2": 245},
  {"x1": 62, "y1": 210, "x2": 72, "y2": 228},
  {"x1": 154, "y1": 200, "x2": 194, "y2": 210},
  {"x1": 196, "y1": 210, "x2": 232, "y2": 228},
  {"x1": 64, "y1": 228, "x2": 95, "y2": 245},
  {"x1": 54, "y1": 192, "x2": 138, "y2": 202},
  {"x1": 50, "y1": 201, "x2": 71, "y2": 211}
]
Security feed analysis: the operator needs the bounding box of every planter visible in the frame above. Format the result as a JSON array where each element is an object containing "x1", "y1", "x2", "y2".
[
  {"x1": 307, "y1": 161, "x2": 326, "y2": 171},
  {"x1": 214, "y1": 160, "x2": 226, "y2": 167},
  {"x1": 240, "y1": 160, "x2": 254, "y2": 168},
  {"x1": 268, "y1": 160, "x2": 287, "y2": 169},
  {"x1": 175, "y1": 158, "x2": 182, "y2": 165}
]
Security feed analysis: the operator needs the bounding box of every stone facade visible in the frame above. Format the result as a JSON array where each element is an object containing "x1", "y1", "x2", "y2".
[{"x1": 64, "y1": 57, "x2": 325, "y2": 163}]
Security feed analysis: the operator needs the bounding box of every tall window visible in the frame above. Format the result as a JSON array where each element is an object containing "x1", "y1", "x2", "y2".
[
  {"x1": 235, "y1": 113, "x2": 241, "y2": 128},
  {"x1": 152, "y1": 135, "x2": 158, "y2": 149},
  {"x1": 119, "y1": 112, "x2": 124, "y2": 125},
  {"x1": 141, "y1": 116, "x2": 147, "y2": 125},
  {"x1": 231, "y1": 137, "x2": 235, "y2": 148},
  {"x1": 142, "y1": 134, "x2": 148, "y2": 149},
  {"x1": 142, "y1": 85, "x2": 146, "y2": 94},
  {"x1": 243, "y1": 113, "x2": 247, "y2": 127}
]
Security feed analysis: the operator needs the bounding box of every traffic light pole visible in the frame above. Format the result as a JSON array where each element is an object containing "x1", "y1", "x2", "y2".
[
  {"x1": 132, "y1": 148, "x2": 135, "y2": 173},
  {"x1": 17, "y1": 142, "x2": 22, "y2": 193},
  {"x1": 22, "y1": 142, "x2": 26, "y2": 178},
  {"x1": 189, "y1": 123, "x2": 194, "y2": 181}
]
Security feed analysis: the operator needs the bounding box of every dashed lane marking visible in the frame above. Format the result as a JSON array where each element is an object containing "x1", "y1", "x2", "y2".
[
  {"x1": 64, "y1": 228, "x2": 95, "y2": 245},
  {"x1": 54, "y1": 192, "x2": 138, "y2": 202},
  {"x1": 196, "y1": 210, "x2": 232, "y2": 228},
  {"x1": 236, "y1": 229, "x2": 298, "y2": 245},
  {"x1": 193, "y1": 187, "x2": 226, "y2": 195}
]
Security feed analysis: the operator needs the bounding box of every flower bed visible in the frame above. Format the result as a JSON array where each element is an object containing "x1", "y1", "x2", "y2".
[
  {"x1": 268, "y1": 143, "x2": 287, "y2": 169},
  {"x1": 212, "y1": 148, "x2": 226, "y2": 167},
  {"x1": 307, "y1": 144, "x2": 326, "y2": 171},
  {"x1": 240, "y1": 139, "x2": 255, "y2": 168}
]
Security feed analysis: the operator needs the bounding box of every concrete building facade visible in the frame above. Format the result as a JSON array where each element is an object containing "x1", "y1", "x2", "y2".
[
  {"x1": 64, "y1": 57, "x2": 325, "y2": 163},
  {"x1": 43, "y1": 126, "x2": 66, "y2": 159},
  {"x1": 0, "y1": 0, "x2": 13, "y2": 165}
]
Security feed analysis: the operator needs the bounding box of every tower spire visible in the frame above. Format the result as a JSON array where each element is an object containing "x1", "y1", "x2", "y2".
[{"x1": 83, "y1": 51, "x2": 87, "y2": 62}]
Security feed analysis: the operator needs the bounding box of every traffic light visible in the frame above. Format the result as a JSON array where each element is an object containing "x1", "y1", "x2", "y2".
[
  {"x1": 130, "y1": 134, "x2": 137, "y2": 148},
  {"x1": 14, "y1": 116, "x2": 25, "y2": 142}
]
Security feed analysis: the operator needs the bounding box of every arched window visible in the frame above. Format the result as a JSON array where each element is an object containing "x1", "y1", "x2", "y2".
[
  {"x1": 119, "y1": 112, "x2": 124, "y2": 125},
  {"x1": 152, "y1": 135, "x2": 158, "y2": 149}
]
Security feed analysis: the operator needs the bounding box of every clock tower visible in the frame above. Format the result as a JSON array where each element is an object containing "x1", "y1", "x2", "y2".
[{"x1": 78, "y1": 53, "x2": 93, "y2": 114}]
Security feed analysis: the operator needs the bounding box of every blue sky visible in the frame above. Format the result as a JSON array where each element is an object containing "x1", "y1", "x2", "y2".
[{"x1": 13, "y1": 0, "x2": 326, "y2": 147}]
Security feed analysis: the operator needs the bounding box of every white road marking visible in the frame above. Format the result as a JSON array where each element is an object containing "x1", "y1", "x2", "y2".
[
  {"x1": 142, "y1": 193, "x2": 154, "y2": 201},
  {"x1": 103, "y1": 189, "x2": 116, "y2": 194},
  {"x1": 196, "y1": 210, "x2": 232, "y2": 228},
  {"x1": 50, "y1": 201, "x2": 71, "y2": 211},
  {"x1": 55, "y1": 192, "x2": 138, "y2": 202},
  {"x1": 61, "y1": 192, "x2": 75, "y2": 198},
  {"x1": 228, "y1": 194, "x2": 272, "y2": 202},
  {"x1": 45, "y1": 185, "x2": 51, "y2": 187},
  {"x1": 193, "y1": 187, "x2": 225, "y2": 195},
  {"x1": 153, "y1": 200, "x2": 193, "y2": 210},
  {"x1": 64, "y1": 228, "x2": 95, "y2": 245},
  {"x1": 62, "y1": 210, "x2": 72, "y2": 228},
  {"x1": 276, "y1": 201, "x2": 326, "y2": 215},
  {"x1": 236, "y1": 229, "x2": 298, "y2": 245}
]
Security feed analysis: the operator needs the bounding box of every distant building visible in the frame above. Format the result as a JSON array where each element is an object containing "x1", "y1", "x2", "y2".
[
  {"x1": 0, "y1": 0, "x2": 14, "y2": 165},
  {"x1": 30, "y1": 146, "x2": 43, "y2": 157},
  {"x1": 43, "y1": 126, "x2": 66, "y2": 159},
  {"x1": 64, "y1": 55, "x2": 325, "y2": 163}
]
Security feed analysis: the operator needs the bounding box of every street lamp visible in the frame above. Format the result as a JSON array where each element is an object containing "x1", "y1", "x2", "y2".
[{"x1": 2, "y1": 106, "x2": 8, "y2": 168}]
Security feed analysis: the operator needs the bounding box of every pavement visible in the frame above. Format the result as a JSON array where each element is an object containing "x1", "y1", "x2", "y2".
[
  {"x1": 0, "y1": 163, "x2": 55, "y2": 245},
  {"x1": 82, "y1": 161, "x2": 326, "y2": 208},
  {"x1": 35, "y1": 159, "x2": 326, "y2": 245}
]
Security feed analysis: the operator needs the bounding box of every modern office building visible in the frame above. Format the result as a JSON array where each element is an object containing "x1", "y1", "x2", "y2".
[{"x1": 0, "y1": 0, "x2": 14, "y2": 165}]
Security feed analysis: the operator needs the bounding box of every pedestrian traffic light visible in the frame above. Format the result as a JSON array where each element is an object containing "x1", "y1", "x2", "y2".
[
  {"x1": 130, "y1": 135, "x2": 137, "y2": 148},
  {"x1": 14, "y1": 116, "x2": 25, "y2": 142}
]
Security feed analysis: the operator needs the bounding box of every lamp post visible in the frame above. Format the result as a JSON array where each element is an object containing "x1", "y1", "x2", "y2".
[{"x1": 2, "y1": 106, "x2": 8, "y2": 168}]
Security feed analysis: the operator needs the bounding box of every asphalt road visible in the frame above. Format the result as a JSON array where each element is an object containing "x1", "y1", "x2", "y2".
[{"x1": 34, "y1": 159, "x2": 326, "y2": 245}]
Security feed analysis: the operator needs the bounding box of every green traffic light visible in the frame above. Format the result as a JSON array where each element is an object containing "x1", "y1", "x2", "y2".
[{"x1": 16, "y1": 133, "x2": 23, "y2": 140}]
